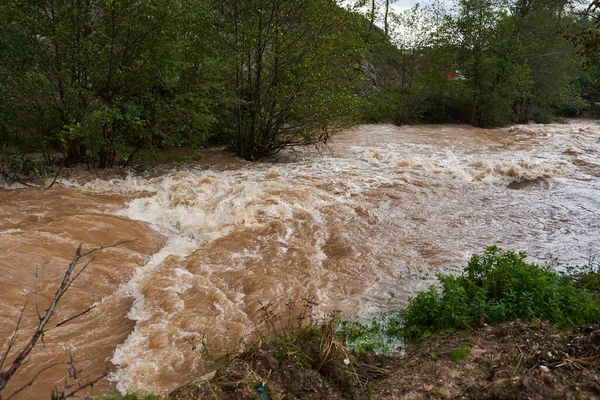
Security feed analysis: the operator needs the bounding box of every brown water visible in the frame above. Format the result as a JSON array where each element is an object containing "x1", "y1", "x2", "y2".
[{"x1": 1, "y1": 121, "x2": 599, "y2": 398}]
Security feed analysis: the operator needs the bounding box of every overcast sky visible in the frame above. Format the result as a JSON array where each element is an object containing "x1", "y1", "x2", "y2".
[
  {"x1": 343, "y1": 0, "x2": 421, "y2": 13},
  {"x1": 387, "y1": 0, "x2": 421, "y2": 11}
]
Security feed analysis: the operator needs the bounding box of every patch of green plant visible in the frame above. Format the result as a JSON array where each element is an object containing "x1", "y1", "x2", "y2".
[
  {"x1": 449, "y1": 347, "x2": 470, "y2": 362},
  {"x1": 398, "y1": 247, "x2": 600, "y2": 341},
  {"x1": 336, "y1": 314, "x2": 403, "y2": 354},
  {"x1": 561, "y1": 263, "x2": 600, "y2": 300}
]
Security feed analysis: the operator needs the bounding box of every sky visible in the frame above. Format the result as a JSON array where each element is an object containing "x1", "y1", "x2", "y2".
[
  {"x1": 343, "y1": 0, "x2": 422, "y2": 13},
  {"x1": 386, "y1": 0, "x2": 421, "y2": 12}
]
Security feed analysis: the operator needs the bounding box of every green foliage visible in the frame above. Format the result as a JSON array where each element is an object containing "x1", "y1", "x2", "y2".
[
  {"x1": 449, "y1": 347, "x2": 470, "y2": 361},
  {"x1": 0, "y1": 0, "x2": 225, "y2": 168},
  {"x1": 0, "y1": 0, "x2": 595, "y2": 165},
  {"x1": 0, "y1": 152, "x2": 47, "y2": 186},
  {"x1": 358, "y1": 0, "x2": 590, "y2": 126},
  {"x1": 0, "y1": 154, "x2": 45, "y2": 178},
  {"x1": 333, "y1": 249, "x2": 600, "y2": 353},
  {"x1": 399, "y1": 247, "x2": 600, "y2": 341},
  {"x1": 215, "y1": 0, "x2": 366, "y2": 161},
  {"x1": 336, "y1": 314, "x2": 403, "y2": 353},
  {"x1": 561, "y1": 263, "x2": 600, "y2": 300}
]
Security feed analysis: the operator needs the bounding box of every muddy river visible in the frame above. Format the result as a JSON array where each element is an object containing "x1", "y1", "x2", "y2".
[{"x1": 1, "y1": 121, "x2": 599, "y2": 398}]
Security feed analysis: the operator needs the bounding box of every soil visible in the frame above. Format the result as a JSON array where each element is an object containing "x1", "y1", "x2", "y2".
[{"x1": 167, "y1": 321, "x2": 600, "y2": 399}]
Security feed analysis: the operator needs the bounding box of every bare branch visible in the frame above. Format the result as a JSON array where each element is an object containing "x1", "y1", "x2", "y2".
[
  {"x1": 0, "y1": 302, "x2": 28, "y2": 371},
  {"x1": 0, "y1": 240, "x2": 135, "y2": 397},
  {"x1": 50, "y1": 353, "x2": 108, "y2": 400},
  {"x1": 62, "y1": 257, "x2": 96, "y2": 296},
  {"x1": 44, "y1": 142, "x2": 70, "y2": 191},
  {"x1": 35, "y1": 265, "x2": 42, "y2": 321},
  {"x1": 60, "y1": 353, "x2": 73, "y2": 399},
  {"x1": 53, "y1": 305, "x2": 96, "y2": 329},
  {"x1": 61, "y1": 369, "x2": 108, "y2": 399},
  {"x1": 5, "y1": 362, "x2": 68, "y2": 400},
  {"x1": 79, "y1": 239, "x2": 137, "y2": 258}
]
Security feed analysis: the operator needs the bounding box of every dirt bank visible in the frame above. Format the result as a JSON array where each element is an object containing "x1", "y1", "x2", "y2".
[{"x1": 167, "y1": 321, "x2": 600, "y2": 399}]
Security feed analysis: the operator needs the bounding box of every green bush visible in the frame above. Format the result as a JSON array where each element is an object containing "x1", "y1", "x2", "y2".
[
  {"x1": 561, "y1": 263, "x2": 600, "y2": 300},
  {"x1": 399, "y1": 247, "x2": 600, "y2": 341}
]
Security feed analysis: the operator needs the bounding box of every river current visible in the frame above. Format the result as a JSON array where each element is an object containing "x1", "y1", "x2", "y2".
[{"x1": 1, "y1": 121, "x2": 599, "y2": 398}]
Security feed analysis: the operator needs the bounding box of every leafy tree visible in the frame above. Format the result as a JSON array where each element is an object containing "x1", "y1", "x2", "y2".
[
  {"x1": 215, "y1": 0, "x2": 365, "y2": 161},
  {"x1": 0, "y1": 0, "x2": 221, "y2": 168},
  {"x1": 390, "y1": 3, "x2": 456, "y2": 124},
  {"x1": 453, "y1": 0, "x2": 509, "y2": 125},
  {"x1": 506, "y1": 0, "x2": 587, "y2": 122}
]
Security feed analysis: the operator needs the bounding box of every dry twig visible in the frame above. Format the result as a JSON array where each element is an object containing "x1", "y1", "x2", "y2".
[{"x1": 0, "y1": 240, "x2": 135, "y2": 399}]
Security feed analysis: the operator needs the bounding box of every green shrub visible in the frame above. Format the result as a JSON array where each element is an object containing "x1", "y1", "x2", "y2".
[
  {"x1": 561, "y1": 263, "x2": 600, "y2": 300},
  {"x1": 399, "y1": 247, "x2": 600, "y2": 341}
]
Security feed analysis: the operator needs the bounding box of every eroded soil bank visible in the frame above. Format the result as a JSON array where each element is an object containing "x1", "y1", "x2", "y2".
[{"x1": 169, "y1": 321, "x2": 600, "y2": 399}]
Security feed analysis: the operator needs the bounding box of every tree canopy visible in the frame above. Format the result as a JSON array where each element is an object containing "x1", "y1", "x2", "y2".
[{"x1": 0, "y1": 0, "x2": 596, "y2": 169}]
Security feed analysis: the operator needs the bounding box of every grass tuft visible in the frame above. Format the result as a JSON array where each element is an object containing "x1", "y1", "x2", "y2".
[{"x1": 449, "y1": 347, "x2": 470, "y2": 362}]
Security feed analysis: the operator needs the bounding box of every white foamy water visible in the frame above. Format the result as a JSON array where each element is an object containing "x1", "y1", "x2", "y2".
[{"x1": 1, "y1": 121, "x2": 600, "y2": 398}]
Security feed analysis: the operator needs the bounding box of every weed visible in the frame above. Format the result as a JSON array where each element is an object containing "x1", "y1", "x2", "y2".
[
  {"x1": 561, "y1": 263, "x2": 600, "y2": 300},
  {"x1": 336, "y1": 315, "x2": 403, "y2": 354},
  {"x1": 449, "y1": 347, "x2": 470, "y2": 362}
]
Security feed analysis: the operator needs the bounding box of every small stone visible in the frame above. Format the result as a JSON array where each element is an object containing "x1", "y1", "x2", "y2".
[
  {"x1": 539, "y1": 365, "x2": 550, "y2": 373},
  {"x1": 343, "y1": 358, "x2": 351, "y2": 365}
]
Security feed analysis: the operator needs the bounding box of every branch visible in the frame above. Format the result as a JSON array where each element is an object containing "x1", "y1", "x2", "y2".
[
  {"x1": 53, "y1": 305, "x2": 96, "y2": 329},
  {"x1": 51, "y1": 352, "x2": 108, "y2": 400},
  {"x1": 61, "y1": 369, "x2": 107, "y2": 399},
  {"x1": 5, "y1": 362, "x2": 68, "y2": 400},
  {"x1": 0, "y1": 302, "x2": 27, "y2": 371},
  {"x1": 0, "y1": 170, "x2": 37, "y2": 189},
  {"x1": 0, "y1": 239, "x2": 136, "y2": 396},
  {"x1": 80, "y1": 239, "x2": 137, "y2": 258},
  {"x1": 35, "y1": 266, "x2": 42, "y2": 321}
]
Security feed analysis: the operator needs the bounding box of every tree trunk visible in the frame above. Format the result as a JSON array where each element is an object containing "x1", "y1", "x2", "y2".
[{"x1": 384, "y1": 0, "x2": 390, "y2": 37}]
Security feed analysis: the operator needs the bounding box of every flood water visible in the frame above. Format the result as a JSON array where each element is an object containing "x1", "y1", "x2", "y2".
[{"x1": 1, "y1": 121, "x2": 599, "y2": 398}]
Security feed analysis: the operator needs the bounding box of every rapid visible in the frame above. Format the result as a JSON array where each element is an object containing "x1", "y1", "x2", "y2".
[{"x1": 1, "y1": 121, "x2": 599, "y2": 398}]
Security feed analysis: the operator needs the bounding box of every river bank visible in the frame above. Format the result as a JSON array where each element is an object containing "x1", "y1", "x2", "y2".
[{"x1": 159, "y1": 320, "x2": 600, "y2": 399}]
